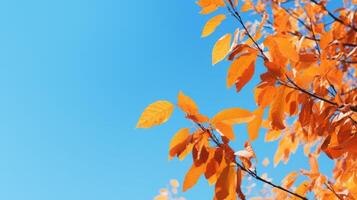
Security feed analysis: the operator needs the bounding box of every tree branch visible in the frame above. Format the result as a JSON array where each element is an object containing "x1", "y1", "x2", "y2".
[
  {"x1": 195, "y1": 121, "x2": 308, "y2": 200},
  {"x1": 310, "y1": 0, "x2": 357, "y2": 32},
  {"x1": 225, "y1": 1, "x2": 269, "y2": 60}
]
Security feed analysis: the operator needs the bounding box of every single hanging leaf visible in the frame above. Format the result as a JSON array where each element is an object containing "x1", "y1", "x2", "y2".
[
  {"x1": 212, "y1": 108, "x2": 254, "y2": 125},
  {"x1": 268, "y1": 86, "x2": 286, "y2": 130},
  {"x1": 226, "y1": 52, "x2": 257, "y2": 91},
  {"x1": 212, "y1": 33, "x2": 232, "y2": 65},
  {"x1": 247, "y1": 107, "x2": 264, "y2": 141},
  {"x1": 201, "y1": 14, "x2": 226, "y2": 37},
  {"x1": 183, "y1": 164, "x2": 205, "y2": 191},
  {"x1": 136, "y1": 100, "x2": 174, "y2": 128}
]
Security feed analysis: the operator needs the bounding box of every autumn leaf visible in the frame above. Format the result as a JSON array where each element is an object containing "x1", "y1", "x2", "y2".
[
  {"x1": 136, "y1": 100, "x2": 174, "y2": 128},
  {"x1": 214, "y1": 122, "x2": 235, "y2": 141},
  {"x1": 169, "y1": 128, "x2": 191, "y2": 160},
  {"x1": 268, "y1": 86, "x2": 286, "y2": 130},
  {"x1": 183, "y1": 164, "x2": 205, "y2": 192},
  {"x1": 202, "y1": 14, "x2": 226, "y2": 37},
  {"x1": 177, "y1": 91, "x2": 198, "y2": 114},
  {"x1": 212, "y1": 33, "x2": 232, "y2": 65},
  {"x1": 212, "y1": 108, "x2": 254, "y2": 125},
  {"x1": 215, "y1": 164, "x2": 237, "y2": 200},
  {"x1": 247, "y1": 107, "x2": 264, "y2": 141},
  {"x1": 226, "y1": 52, "x2": 257, "y2": 91}
]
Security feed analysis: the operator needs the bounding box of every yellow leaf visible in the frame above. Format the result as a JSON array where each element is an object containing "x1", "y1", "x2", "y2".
[
  {"x1": 201, "y1": 14, "x2": 226, "y2": 37},
  {"x1": 293, "y1": 181, "x2": 309, "y2": 199},
  {"x1": 212, "y1": 33, "x2": 231, "y2": 65},
  {"x1": 214, "y1": 122, "x2": 235, "y2": 141},
  {"x1": 177, "y1": 91, "x2": 199, "y2": 114},
  {"x1": 265, "y1": 129, "x2": 281, "y2": 142},
  {"x1": 212, "y1": 107, "x2": 254, "y2": 125},
  {"x1": 183, "y1": 164, "x2": 205, "y2": 191},
  {"x1": 136, "y1": 100, "x2": 174, "y2": 128},
  {"x1": 200, "y1": 4, "x2": 218, "y2": 15},
  {"x1": 241, "y1": 0, "x2": 254, "y2": 12},
  {"x1": 247, "y1": 107, "x2": 264, "y2": 141},
  {"x1": 226, "y1": 52, "x2": 257, "y2": 90}
]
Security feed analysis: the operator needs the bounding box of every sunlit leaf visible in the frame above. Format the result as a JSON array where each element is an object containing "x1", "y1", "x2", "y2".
[
  {"x1": 212, "y1": 33, "x2": 232, "y2": 65},
  {"x1": 136, "y1": 100, "x2": 174, "y2": 128}
]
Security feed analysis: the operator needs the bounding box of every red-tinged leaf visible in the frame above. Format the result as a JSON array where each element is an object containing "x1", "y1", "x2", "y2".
[
  {"x1": 169, "y1": 128, "x2": 191, "y2": 160},
  {"x1": 247, "y1": 107, "x2": 264, "y2": 141},
  {"x1": 226, "y1": 53, "x2": 257, "y2": 90},
  {"x1": 268, "y1": 86, "x2": 286, "y2": 130},
  {"x1": 215, "y1": 164, "x2": 237, "y2": 200},
  {"x1": 309, "y1": 154, "x2": 319, "y2": 173},
  {"x1": 183, "y1": 164, "x2": 205, "y2": 192},
  {"x1": 281, "y1": 172, "x2": 298, "y2": 189},
  {"x1": 212, "y1": 108, "x2": 255, "y2": 125},
  {"x1": 236, "y1": 167, "x2": 245, "y2": 200}
]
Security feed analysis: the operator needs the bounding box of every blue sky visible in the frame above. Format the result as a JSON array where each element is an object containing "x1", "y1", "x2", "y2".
[{"x1": 0, "y1": 0, "x2": 342, "y2": 199}]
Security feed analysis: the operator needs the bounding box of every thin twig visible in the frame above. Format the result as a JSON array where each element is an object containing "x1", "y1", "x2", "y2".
[
  {"x1": 225, "y1": 1, "x2": 268, "y2": 60},
  {"x1": 310, "y1": 0, "x2": 357, "y2": 32},
  {"x1": 324, "y1": 182, "x2": 343, "y2": 200},
  {"x1": 195, "y1": 121, "x2": 308, "y2": 200}
]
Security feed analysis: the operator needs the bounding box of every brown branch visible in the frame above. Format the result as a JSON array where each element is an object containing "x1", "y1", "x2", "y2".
[
  {"x1": 195, "y1": 121, "x2": 308, "y2": 200},
  {"x1": 225, "y1": 1, "x2": 268, "y2": 60},
  {"x1": 310, "y1": 0, "x2": 357, "y2": 32},
  {"x1": 284, "y1": 75, "x2": 338, "y2": 106}
]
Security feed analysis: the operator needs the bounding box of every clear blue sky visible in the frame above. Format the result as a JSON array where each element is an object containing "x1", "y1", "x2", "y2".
[{"x1": 0, "y1": 0, "x2": 341, "y2": 199}]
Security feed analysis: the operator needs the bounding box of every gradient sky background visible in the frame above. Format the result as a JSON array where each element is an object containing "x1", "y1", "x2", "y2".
[{"x1": 0, "y1": 0, "x2": 344, "y2": 200}]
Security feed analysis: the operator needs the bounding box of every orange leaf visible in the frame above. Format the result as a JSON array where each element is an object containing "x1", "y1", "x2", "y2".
[
  {"x1": 309, "y1": 154, "x2": 319, "y2": 174},
  {"x1": 268, "y1": 86, "x2": 286, "y2": 130},
  {"x1": 293, "y1": 181, "x2": 310, "y2": 199},
  {"x1": 265, "y1": 129, "x2": 281, "y2": 142},
  {"x1": 169, "y1": 128, "x2": 191, "y2": 160},
  {"x1": 183, "y1": 164, "x2": 205, "y2": 192},
  {"x1": 201, "y1": 14, "x2": 226, "y2": 37},
  {"x1": 199, "y1": 4, "x2": 218, "y2": 15},
  {"x1": 236, "y1": 167, "x2": 245, "y2": 200},
  {"x1": 241, "y1": 0, "x2": 253, "y2": 12},
  {"x1": 215, "y1": 122, "x2": 235, "y2": 141},
  {"x1": 212, "y1": 108, "x2": 254, "y2": 125},
  {"x1": 212, "y1": 33, "x2": 231, "y2": 65},
  {"x1": 177, "y1": 91, "x2": 199, "y2": 114},
  {"x1": 136, "y1": 100, "x2": 174, "y2": 128},
  {"x1": 226, "y1": 52, "x2": 257, "y2": 91},
  {"x1": 247, "y1": 107, "x2": 264, "y2": 141},
  {"x1": 274, "y1": 36, "x2": 299, "y2": 62},
  {"x1": 215, "y1": 164, "x2": 237, "y2": 200},
  {"x1": 281, "y1": 172, "x2": 298, "y2": 189}
]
